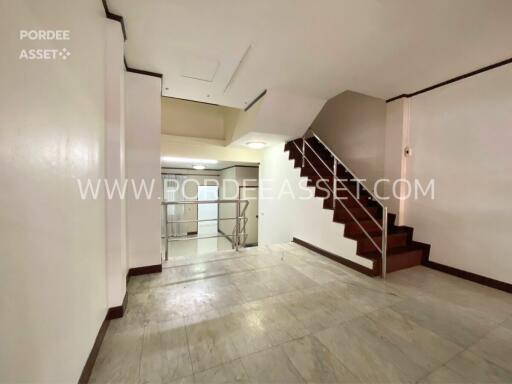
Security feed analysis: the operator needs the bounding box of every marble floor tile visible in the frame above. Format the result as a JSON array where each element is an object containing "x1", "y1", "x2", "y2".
[
  {"x1": 166, "y1": 376, "x2": 195, "y2": 384},
  {"x1": 315, "y1": 317, "x2": 428, "y2": 383},
  {"x1": 501, "y1": 316, "x2": 512, "y2": 331},
  {"x1": 194, "y1": 359, "x2": 249, "y2": 383},
  {"x1": 366, "y1": 308, "x2": 462, "y2": 372},
  {"x1": 241, "y1": 346, "x2": 306, "y2": 383},
  {"x1": 282, "y1": 335, "x2": 360, "y2": 383},
  {"x1": 280, "y1": 286, "x2": 363, "y2": 333},
  {"x1": 324, "y1": 280, "x2": 404, "y2": 314},
  {"x1": 91, "y1": 242, "x2": 512, "y2": 384},
  {"x1": 417, "y1": 366, "x2": 467, "y2": 384},
  {"x1": 90, "y1": 327, "x2": 144, "y2": 384},
  {"x1": 238, "y1": 297, "x2": 309, "y2": 346},
  {"x1": 445, "y1": 350, "x2": 512, "y2": 383},
  {"x1": 187, "y1": 333, "x2": 241, "y2": 373},
  {"x1": 391, "y1": 294, "x2": 500, "y2": 348},
  {"x1": 468, "y1": 326, "x2": 512, "y2": 372},
  {"x1": 139, "y1": 318, "x2": 193, "y2": 384}
]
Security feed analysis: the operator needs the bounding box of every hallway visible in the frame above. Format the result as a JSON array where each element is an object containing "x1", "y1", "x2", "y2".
[{"x1": 90, "y1": 243, "x2": 512, "y2": 384}]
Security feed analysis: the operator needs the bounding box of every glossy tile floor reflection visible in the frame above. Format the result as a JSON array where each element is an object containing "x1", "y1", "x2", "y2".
[
  {"x1": 162, "y1": 223, "x2": 233, "y2": 268},
  {"x1": 91, "y1": 243, "x2": 512, "y2": 384}
]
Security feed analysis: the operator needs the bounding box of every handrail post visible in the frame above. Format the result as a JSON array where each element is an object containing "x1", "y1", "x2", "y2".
[
  {"x1": 235, "y1": 199, "x2": 240, "y2": 251},
  {"x1": 381, "y1": 206, "x2": 388, "y2": 278},
  {"x1": 302, "y1": 138, "x2": 305, "y2": 167},
  {"x1": 164, "y1": 204, "x2": 169, "y2": 261},
  {"x1": 332, "y1": 158, "x2": 337, "y2": 208}
]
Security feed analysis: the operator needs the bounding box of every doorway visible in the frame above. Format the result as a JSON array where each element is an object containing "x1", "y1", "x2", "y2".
[{"x1": 197, "y1": 185, "x2": 218, "y2": 236}]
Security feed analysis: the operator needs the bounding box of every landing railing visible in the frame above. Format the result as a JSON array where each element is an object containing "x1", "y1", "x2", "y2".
[
  {"x1": 161, "y1": 199, "x2": 249, "y2": 260},
  {"x1": 293, "y1": 131, "x2": 388, "y2": 278}
]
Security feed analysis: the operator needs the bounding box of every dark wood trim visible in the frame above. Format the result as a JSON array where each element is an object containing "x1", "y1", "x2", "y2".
[
  {"x1": 424, "y1": 260, "x2": 512, "y2": 294},
  {"x1": 103, "y1": 1, "x2": 163, "y2": 80},
  {"x1": 161, "y1": 167, "x2": 221, "y2": 174},
  {"x1": 78, "y1": 315, "x2": 110, "y2": 384},
  {"x1": 244, "y1": 89, "x2": 267, "y2": 111},
  {"x1": 162, "y1": 173, "x2": 220, "y2": 177},
  {"x1": 218, "y1": 165, "x2": 260, "y2": 172},
  {"x1": 187, "y1": 231, "x2": 198, "y2": 236},
  {"x1": 161, "y1": 165, "x2": 259, "y2": 173},
  {"x1": 128, "y1": 264, "x2": 162, "y2": 277},
  {"x1": 102, "y1": 0, "x2": 127, "y2": 41},
  {"x1": 106, "y1": 292, "x2": 128, "y2": 320},
  {"x1": 386, "y1": 57, "x2": 512, "y2": 103},
  {"x1": 126, "y1": 66, "x2": 163, "y2": 79},
  {"x1": 292, "y1": 237, "x2": 376, "y2": 277},
  {"x1": 162, "y1": 94, "x2": 219, "y2": 107}
]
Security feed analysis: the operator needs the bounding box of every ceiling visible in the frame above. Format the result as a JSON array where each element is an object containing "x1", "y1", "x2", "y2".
[{"x1": 110, "y1": 0, "x2": 512, "y2": 108}]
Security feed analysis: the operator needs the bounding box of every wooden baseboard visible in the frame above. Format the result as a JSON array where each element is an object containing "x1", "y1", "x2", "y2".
[
  {"x1": 80, "y1": 262, "x2": 161, "y2": 383},
  {"x1": 106, "y1": 292, "x2": 128, "y2": 320},
  {"x1": 425, "y1": 260, "x2": 512, "y2": 294},
  {"x1": 128, "y1": 264, "x2": 162, "y2": 277},
  {"x1": 78, "y1": 315, "x2": 110, "y2": 384},
  {"x1": 292, "y1": 237, "x2": 376, "y2": 276}
]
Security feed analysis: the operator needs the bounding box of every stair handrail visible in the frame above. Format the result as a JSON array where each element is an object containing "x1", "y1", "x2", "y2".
[
  {"x1": 308, "y1": 131, "x2": 386, "y2": 209},
  {"x1": 295, "y1": 132, "x2": 388, "y2": 278},
  {"x1": 302, "y1": 139, "x2": 382, "y2": 230}
]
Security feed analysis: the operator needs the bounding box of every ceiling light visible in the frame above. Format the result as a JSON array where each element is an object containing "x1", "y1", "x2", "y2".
[
  {"x1": 193, "y1": 165, "x2": 206, "y2": 170},
  {"x1": 246, "y1": 141, "x2": 266, "y2": 150},
  {"x1": 160, "y1": 156, "x2": 218, "y2": 164}
]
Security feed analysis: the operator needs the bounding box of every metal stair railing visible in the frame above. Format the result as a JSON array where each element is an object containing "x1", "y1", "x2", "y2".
[{"x1": 293, "y1": 131, "x2": 388, "y2": 278}]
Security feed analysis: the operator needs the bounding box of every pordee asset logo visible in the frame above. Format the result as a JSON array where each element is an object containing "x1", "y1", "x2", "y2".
[{"x1": 18, "y1": 30, "x2": 71, "y2": 60}]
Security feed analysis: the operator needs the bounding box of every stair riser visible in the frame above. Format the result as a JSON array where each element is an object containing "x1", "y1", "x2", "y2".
[
  {"x1": 345, "y1": 220, "x2": 382, "y2": 237},
  {"x1": 333, "y1": 207, "x2": 380, "y2": 223},
  {"x1": 374, "y1": 250, "x2": 424, "y2": 274},
  {"x1": 344, "y1": 214, "x2": 397, "y2": 236},
  {"x1": 322, "y1": 196, "x2": 371, "y2": 209},
  {"x1": 357, "y1": 233, "x2": 408, "y2": 254}
]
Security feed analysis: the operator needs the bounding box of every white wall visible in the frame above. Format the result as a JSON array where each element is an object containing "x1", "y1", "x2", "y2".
[
  {"x1": 161, "y1": 133, "x2": 262, "y2": 163},
  {"x1": 258, "y1": 145, "x2": 373, "y2": 269},
  {"x1": 125, "y1": 73, "x2": 162, "y2": 268},
  {"x1": 161, "y1": 97, "x2": 230, "y2": 140},
  {"x1": 402, "y1": 65, "x2": 512, "y2": 284},
  {"x1": 384, "y1": 98, "x2": 408, "y2": 220},
  {"x1": 105, "y1": 19, "x2": 127, "y2": 308},
  {"x1": 0, "y1": 1, "x2": 107, "y2": 382},
  {"x1": 309, "y1": 90, "x2": 386, "y2": 193}
]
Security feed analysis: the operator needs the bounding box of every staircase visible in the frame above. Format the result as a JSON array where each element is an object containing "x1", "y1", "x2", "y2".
[{"x1": 284, "y1": 133, "x2": 430, "y2": 276}]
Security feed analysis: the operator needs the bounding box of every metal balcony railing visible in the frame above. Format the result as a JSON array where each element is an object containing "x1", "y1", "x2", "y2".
[{"x1": 161, "y1": 199, "x2": 249, "y2": 260}]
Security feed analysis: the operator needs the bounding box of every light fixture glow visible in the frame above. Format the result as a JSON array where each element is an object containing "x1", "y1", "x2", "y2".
[
  {"x1": 246, "y1": 141, "x2": 266, "y2": 149},
  {"x1": 160, "y1": 156, "x2": 218, "y2": 164},
  {"x1": 193, "y1": 165, "x2": 206, "y2": 170}
]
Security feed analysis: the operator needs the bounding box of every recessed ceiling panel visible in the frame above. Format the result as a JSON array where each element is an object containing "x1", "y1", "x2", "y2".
[{"x1": 179, "y1": 53, "x2": 219, "y2": 82}]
